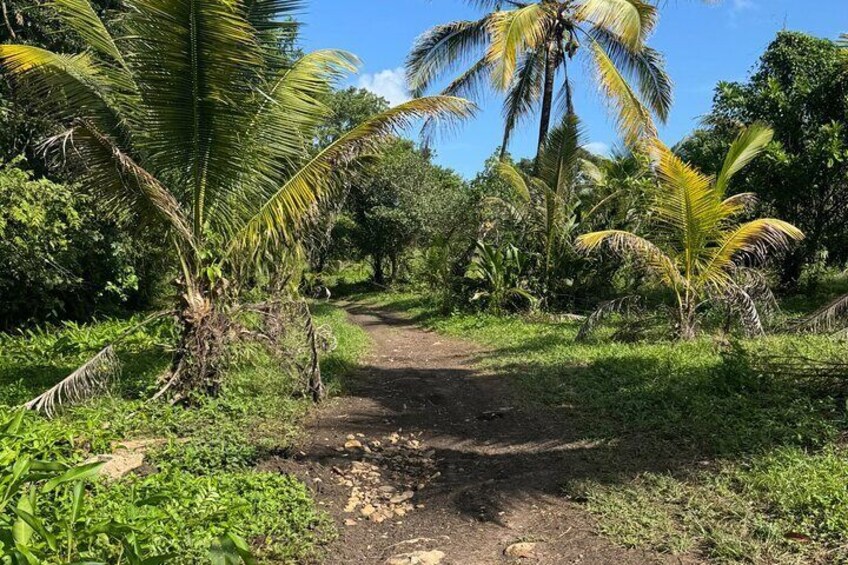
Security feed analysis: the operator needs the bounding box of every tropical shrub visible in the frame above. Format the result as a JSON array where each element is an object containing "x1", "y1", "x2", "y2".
[
  {"x1": 466, "y1": 241, "x2": 536, "y2": 314},
  {"x1": 0, "y1": 157, "x2": 166, "y2": 329},
  {"x1": 493, "y1": 115, "x2": 618, "y2": 304},
  {"x1": 578, "y1": 124, "x2": 804, "y2": 339}
]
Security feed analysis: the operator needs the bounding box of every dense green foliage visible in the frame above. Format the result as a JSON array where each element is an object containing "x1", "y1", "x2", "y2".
[
  {"x1": 0, "y1": 158, "x2": 166, "y2": 328},
  {"x1": 0, "y1": 0, "x2": 168, "y2": 328},
  {"x1": 0, "y1": 0, "x2": 121, "y2": 169},
  {"x1": 343, "y1": 140, "x2": 468, "y2": 284},
  {"x1": 678, "y1": 32, "x2": 848, "y2": 287}
]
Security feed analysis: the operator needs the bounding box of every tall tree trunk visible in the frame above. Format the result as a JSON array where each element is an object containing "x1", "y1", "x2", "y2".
[
  {"x1": 536, "y1": 42, "x2": 558, "y2": 162},
  {"x1": 372, "y1": 254, "x2": 385, "y2": 285},
  {"x1": 155, "y1": 278, "x2": 224, "y2": 401},
  {"x1": 563, "y1": 61, "x2": 574, "y2": 117}
]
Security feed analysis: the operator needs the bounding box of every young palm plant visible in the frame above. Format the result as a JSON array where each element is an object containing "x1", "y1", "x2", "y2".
[
  {"x1": 494, "y1": 115, "x2": 611, "y2": 299},
  {"x1": 577, "y1": 124, "x2": 804, "y2": 339},
  {"x1": 466, "y1": 241, "x2": 537, "y2": 314},
  {"x1": 406, "y1": 0, "x2": 672, "y2": 157},
  {"x1": 0, "y1": 0, "x2": 472, "y2": 403}
]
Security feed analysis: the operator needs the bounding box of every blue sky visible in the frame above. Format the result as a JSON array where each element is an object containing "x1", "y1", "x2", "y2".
[{"x1": 300, "y1": 1, "x2": 846, "y2": 178}]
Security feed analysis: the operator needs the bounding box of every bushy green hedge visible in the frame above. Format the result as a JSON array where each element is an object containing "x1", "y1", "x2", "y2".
[{"x1": 0, "y1": 158, "x2": 168, "y2": 329}]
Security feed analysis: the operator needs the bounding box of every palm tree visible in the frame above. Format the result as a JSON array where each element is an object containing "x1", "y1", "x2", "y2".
[
  {"x1": 406, "y1": 0, "x2": 672, "y2": 159},
  {"x1": 577, "y1": 124, "x2": 804, "y2": 339},
  {"x1": 0, "y1": 0, "x2": 472, "y2": 400}
]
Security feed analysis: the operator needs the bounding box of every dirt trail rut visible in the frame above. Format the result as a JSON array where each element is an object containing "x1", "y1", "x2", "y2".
[{"x1": 282, "y1": 303, "x2": 694, "y2": 564}]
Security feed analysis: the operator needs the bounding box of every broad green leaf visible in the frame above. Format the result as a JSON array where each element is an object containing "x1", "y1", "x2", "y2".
[
  {"x1": 41, "y1": 461, "x2": 104, "y2": 493},
  {"x1": 2, "y1": 410, "x2": 25, "y2": 435},
  {"x1": 13, "y1": 507, "x2": 58, "y2": 551},
  {"x1": 12, "y1": 492, "x2": 34, "y2": 546}
]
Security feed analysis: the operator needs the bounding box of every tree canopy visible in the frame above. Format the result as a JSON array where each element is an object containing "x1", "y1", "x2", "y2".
[{"x1": 677, "y1": 31, "x2": 848, "y2": 286}]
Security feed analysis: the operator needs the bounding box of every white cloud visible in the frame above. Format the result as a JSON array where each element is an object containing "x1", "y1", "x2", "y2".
[
  {"x1": 357, "y1": 67, "x2": 410, "y2": 106},
  {"x1": 731, "y1": 0, "x2": 756, "y2": 12},
  {"x1": 583, "y1": 142, "x2": 611, "y2": 157},
  {"x1": 728, "y1": 0, "x2": 757, "y2": 26}
]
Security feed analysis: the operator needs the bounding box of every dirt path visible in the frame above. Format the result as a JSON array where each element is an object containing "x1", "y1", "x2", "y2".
[{"x1": 280, "y1": 303, "x2": 694, "y2": 564}]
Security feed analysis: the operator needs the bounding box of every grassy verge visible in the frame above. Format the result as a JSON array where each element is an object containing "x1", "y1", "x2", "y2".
[
  {"x1": 351, "y1": 289, "x2": 848, "y2": 564},
  {"x1": 0, "y1": 302, "x2": 368, "y2": 563}
]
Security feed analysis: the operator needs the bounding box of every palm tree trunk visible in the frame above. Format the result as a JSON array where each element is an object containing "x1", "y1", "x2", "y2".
[
  {"x1": 564, "y1": 62, "x2": 574, "y2": 117},
  {"x1": 155, "y1": 278, "x2": 224, "y2": 401},
  {"x1": 678, "y1": 291, "x2": 697, "y2": 340},
  {"x1": 536, "y1": 42, "x2": 558, "y2": 160}
]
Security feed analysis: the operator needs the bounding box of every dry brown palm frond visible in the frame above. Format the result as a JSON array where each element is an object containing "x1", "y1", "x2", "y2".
[
  {"x1": 577, "y1": 295, "x2": 645, "y2": 342},
  {"x1": 23, "y1": 346, "x2": 120, "y2": 417},
  {"x1": 792, "y1": 293, "x2": 848, "y2": 334},
  {"x1": 719, "y1": 284, "x2": 764, "y2": 337},
  {"x1": 233, "y1": 297, "x2": 336, "y2": 402}
]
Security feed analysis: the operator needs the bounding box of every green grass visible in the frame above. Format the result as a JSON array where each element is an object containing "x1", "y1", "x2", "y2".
[
  {"x1": 353, "y1": 289, "x2": 848, "y2": 564},
  {"x1": 0, "y1": 302, "x2": 368, "y2": 563}
]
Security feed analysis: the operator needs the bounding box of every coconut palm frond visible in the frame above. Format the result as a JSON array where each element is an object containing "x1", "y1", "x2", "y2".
[
  {"x1": 794, "y1": 293, "x2": 848, "y2": 334},
  {"x1": 243, "y1": 0, "x2": 302, "y2": 33},
  {"x1": 231, "y1": 49, "x2": 359, "y2": 233},
  {"x1": 229, "y1": 96, "x2": 475, "y2": 258},
  {"x1": 589, "y1": 39, "x2": 656, "y2": 147},
  {"x1": 721, "y1": 192, "x2": 758, "y2": 216},
  {"x1": 577, "y1": 229, "x2": 680, "y2": 285},
  {"x1": 48, "y1": 124, "x2": 195, "y2": 246},
  {"x1": 421, "y1": 56, "x2": 492, "y2": 146},
  {"x1": 407, "y1": 17, "x2": 491, "y2": 97},
  {"x1": 496, "y1": 161, "x2": 531, "y2": 201},
  {"x1": 0, "y1": 45, "x2": 127, "y2": 130},
  {"x1": 577, "y1": 0, "x2": 657, "y2": 50},
  {"x1": 538, "y1": 113, "x2": 584, "y2": 198},
  {"x1": 24, "y1": 346, "x2": 120, "y2": 417},
  {"x1": 124, "y1": 0, "x2": 264, "y2": 235},
  {"x1": 708, "y1": 219, "x2": 804, "y2": 274},
  {"x1": 589, "y1": 27, "x2": 672, "y2": 121},
  {"x1": 486, "y1": 4, "x2": 549, "y2": 90},
  {"x1": 577, "y1": 295, "x2": 644, "y2": 342},
  {"x1": 49, "y1": 0, "x2": 127, "y2": 68},
  {"x1": 719, "y1": 284, "x2": 765, "y2": 337},
  {"x1": 715, "y1": 122, "x2": 773, "y2": 196},
  {"x1": 651, "y1": 140, "x2": 716, "y2": 236}
]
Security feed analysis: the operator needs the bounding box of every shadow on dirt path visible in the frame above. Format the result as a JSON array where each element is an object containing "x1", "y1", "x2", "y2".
[{"x1": 272, "y1": 302, "x2": 698, "y2": 564}]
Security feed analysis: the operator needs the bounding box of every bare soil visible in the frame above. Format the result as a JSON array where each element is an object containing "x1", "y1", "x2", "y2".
[{"x1": 276, "y1": 303, "x2": 698, "y2": 564}]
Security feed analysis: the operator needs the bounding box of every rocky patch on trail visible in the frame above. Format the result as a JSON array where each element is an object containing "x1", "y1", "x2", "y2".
[
  {"x1": 86, "y1": 438, "x2": 167, "y2": 480},
  {"x1": 384, "y1": 550, "x2": 445, "y2": 565},
  {"x1": 332, "y1": 431, "x2": 439, "y2": 526}
]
